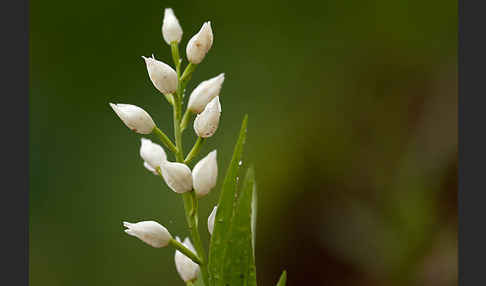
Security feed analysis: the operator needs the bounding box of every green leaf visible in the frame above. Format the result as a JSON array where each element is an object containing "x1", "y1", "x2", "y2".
[
  {"x1": 193, "y1": 276, "x2": 205, "y2": 286},
  {"x1": 251, "y1": 175, "x2": 258, "y2": 254},
  {"x1": 222, "y1": 167, "x2": 257, "y2": 286},
  {"x1": 208, "y1": 115, "x2": 248, "y2": 285},
  {"x1": 276, "y1": 270, "x2": 287, "y2": 286}
]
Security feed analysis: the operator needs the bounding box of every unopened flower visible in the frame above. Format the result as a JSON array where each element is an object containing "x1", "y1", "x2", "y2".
[
  {"x1": 192, "y1": 150, "x2": 217, "y2": 197},
  {"x1": 162, "y1": 8, "x2": 183, "y2": 44},
  {"x1": 140, "y1": 138, "x2": 166, "y2": 171},
  {"x1": 187, "y1": 73, "x2": 225, "y2": 113},
  {"x1": 194, "y1": 96, "x2": 221, "y2": 138},
  {"x1": 123, "y1": 220, "x2": 172, "y2": 248},
  {"x1": 186, "y1": 22, "x2": 213, "y2": 64},
  {"x1": 142, "y1": 55, "x2": 178, "y2": 95},
  {"x1": 160, "y1": 161, "x2": 193, "y2": 193},
  {"x1": 208, "y1": 206, "x2": 218, "y2": 235},
  {"x1": 174, "y1": 237, "x2": 200, "y2": 282},
  {"x1": 110, "y1": 103, "x2": 155, "y2": 134}
]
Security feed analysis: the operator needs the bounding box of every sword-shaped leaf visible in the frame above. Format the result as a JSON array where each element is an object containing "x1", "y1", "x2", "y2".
[
  {"x1": 208, "y1": 115, "x2": 248, "y2": 286},
  {"x1": 221, "y1": 167, "x2": 257, "y2": 286}
]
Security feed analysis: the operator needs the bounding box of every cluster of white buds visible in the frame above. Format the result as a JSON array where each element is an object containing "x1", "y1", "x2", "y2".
[
  {"x1": 174, "y1": 237, "x2": 200, "y2": 282},
  {"x1": 163, "y1": 156, "x2": 218, "y2": 197},
  {"x1": 138, "y1": 138, "x2": 219, "y2": 196},
  {"x1": 112, "y1": 8, "x2": 229, "y2": 284}
]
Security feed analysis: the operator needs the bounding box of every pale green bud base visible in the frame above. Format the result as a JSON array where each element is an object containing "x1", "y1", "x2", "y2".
[
  {"x1": 180, "y1": 109, "x2": 193, "y2": 132},
  {"x1": 179, "y1": 63, "x2": 197, "y2": 98},
  {"x1": 169, "y1": 238, "x2": 203, "y2": 265},
  {"x1": 152, "y1": 126, "x2": 177, "y2": 154},
  {"x1": 184, "y1": 137, "x2": 205, "y2": 165},
  {"x1": 170, "y1": 42, "x2": 182, "y2": 78},
  {"x1": 164, "y1": 93, "x2": 175, "y2": 106}
]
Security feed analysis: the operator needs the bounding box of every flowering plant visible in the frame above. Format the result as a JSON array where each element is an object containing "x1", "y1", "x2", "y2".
[{"x1": 109, "y1": 8, "x2": 286, "y2": 286}]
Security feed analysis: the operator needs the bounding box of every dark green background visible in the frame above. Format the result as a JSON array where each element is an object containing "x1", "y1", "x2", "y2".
[{"x1": 30, "y1": 0, "x2": 457, "y2": 285}]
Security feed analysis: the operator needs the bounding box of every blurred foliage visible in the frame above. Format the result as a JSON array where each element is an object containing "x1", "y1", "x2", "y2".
[{"x1": 30, "y1": 0, "x2": 456, "y2": 285}]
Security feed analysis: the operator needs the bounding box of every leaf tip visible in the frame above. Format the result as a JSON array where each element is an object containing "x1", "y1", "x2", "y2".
[
  {"x1": 276, "y1": 270, "x2": 287, "y2": 286},
  {"x1": 241, "y1": 114, "x2": 248, "y2": 131}
]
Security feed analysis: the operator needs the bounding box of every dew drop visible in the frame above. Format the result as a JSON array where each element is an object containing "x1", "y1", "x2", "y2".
[{"x1": 238, "y1": 160, "x2": 243, "y2": 166}]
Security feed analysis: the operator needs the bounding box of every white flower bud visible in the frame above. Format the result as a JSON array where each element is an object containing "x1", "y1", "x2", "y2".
[
  {"x1": 160, "y1": 161, "x2": 193, "y2": 193},
  {"x1": 162, "y1": 8, "x2": 183, "y2": 44},
  {"x1": 174, "y1": 237, "x2": 200, "y2": 282},
  {"x1": 123, "y1": 220, "x2": 172, "y2": 248},
  {"x1": 110, "y1": 103, "x2": 155, "y2": 134},
  {"x1": 194, "y1": 96, "x2": 221, "y2": 138},
  {"x1": 140, "y1": 138, "x2": 166, "y2": 171},
  {"x1": 143, "y1": 161, "x2": 158, "y2": 175},
  {"x1": 186, "y1": 22, "x2": 213, "y2": 64},
  {"x1": 142, "y1": 55, "x2": 178, "y2": 95},
  {"x1": 192, "y1": 150, "x2": 217, "y2": 197},
  {"x1": 187, "y1": 73, "x2": 225, "y2": 113},
  {"x1": 208, "y1": 206, "x2": 218, "y2": 235}
]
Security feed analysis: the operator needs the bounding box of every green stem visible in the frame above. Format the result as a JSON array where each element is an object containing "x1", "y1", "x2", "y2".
[
  {"x1": 178, "y1": 63, "x2": 197, "y2": 98},
  {"x1": 186, "y1": 281, "x2": 194, "y2": 286},
  {"x1": 181, "y1": 63, "x2": 197, "y2": 82},
  {"x1": 180, "y1": 109, "x2": 193, "y2": 132},
  {"x1": 171, "y1": 62, "x2": 209, "y2": 286},
  {"x1": 169, "y1": 238, "x2": 203, "y2": 265},
  {"x1": 173, "y1": 98, "x2": 184, "y2": 161},
  {"x1": 170, "y1": 42, "x2": 181, "y2": 78},
  {"x1": 184, "y1": 137, "x2": 205, "y2": 165},
  {"x1": 163, "y1": 93, "x2": 175, "y2": 106},
  {"x1": 152, "y1": 127, "x2": 177, "y2": 154},
  {"x1": 182, "y1": 192, "x2": 209, "y2": 286}
]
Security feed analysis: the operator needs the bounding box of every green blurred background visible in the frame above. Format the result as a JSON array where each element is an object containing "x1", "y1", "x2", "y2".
[{"x1": 30, "y1": 0, "x2": 457, "y2": 285}]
